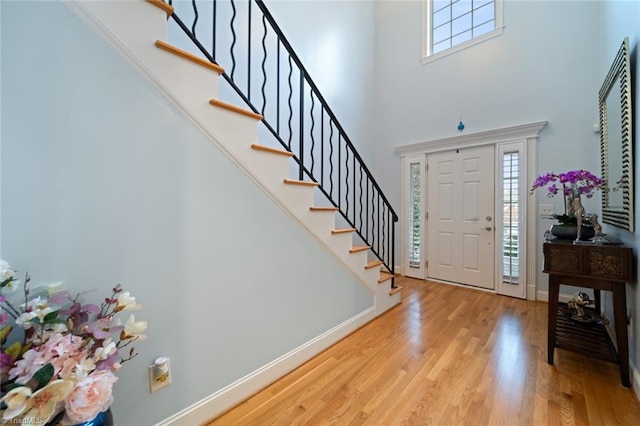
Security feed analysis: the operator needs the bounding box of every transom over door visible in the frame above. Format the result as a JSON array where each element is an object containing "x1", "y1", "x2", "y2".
[{"x1": 427, "y1": 146, "x2": 495, "y2": 289}]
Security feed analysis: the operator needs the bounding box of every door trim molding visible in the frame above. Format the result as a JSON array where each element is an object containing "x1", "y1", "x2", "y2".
[
  {"x1": 396, "y1": 121, "x2": 548, "y2": 300},
  {"x1": 396, "y1": 121, "x2": 548, "y2": 156}
]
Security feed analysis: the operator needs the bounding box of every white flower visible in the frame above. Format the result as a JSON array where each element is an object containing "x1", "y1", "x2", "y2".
[
  {"x1": 20, "y1": 379, "x2": 74, "y2": 424},
  {"x1": 44, "y1": 322, "x2": 69, "y2": 334},
  {"x1": 15, "y1": 311, "x2": 37, "y2": 329},
  {"x1": 46, "y1": 281, "x2": 66, "y2": 295},
  {"x1": 0, "y1": 259, "x2": 16, "y2": 282},
  {"x1": 0, "y1": 386, "x2": 32, "y2": 420},
  {"x1": 93, "y1": 338, "x2": 117, "y2": 361},
  {"x1": 74, "y1": 357, "x2": 97, "y2": 380},
  {"x1": 1, "y1": 278, "x2": 20, "y2": 296},
  {"x1": 123, "y1": 314, "x2": 147, "y2": 341},
  {"x1": 116, "y1": 291, "x2": 142, "y2": 311}
]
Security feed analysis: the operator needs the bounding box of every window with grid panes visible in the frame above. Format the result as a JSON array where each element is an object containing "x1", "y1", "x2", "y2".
[{"x1": 424, "y1": 0, "x2": 503, "y2": 61}]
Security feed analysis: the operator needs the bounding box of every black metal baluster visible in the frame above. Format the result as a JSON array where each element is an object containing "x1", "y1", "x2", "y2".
[
  {"x1": 287, "y1": 56, "x2": 293, "y2": 150},
  {"x1": 392, "y1": 213, "x2": 397, "y2": 287},
  {"x1": 229, "y1": 0, "x2": 237, "y2": 80},
  {"x1": 191, "y1": 0, "x2": 199, "y2": 36},
  {"x1": 338, "y1": 134, "x2": 342, "y2": 210},
  {"x1": 247, "y1": 0, "x2": 251, "y2": 100},
  {"x1": 377, "y1": 196, "x2": 380, "y2": 255},
  {"x1": 276, "y1": 39, "x2": 280, "y2": 134},
  {"x1": 212, "y1": 0, "x2": 217, "y2": 59},
  {"x1": 260, "y1": 14, "x2": 268, "y2": 115},
  {"x1": 329, "y1": 120, "x2": 334, "y2": 198},
  {"x1": 382, "y1": 203, "x2": 386, "y2": 262},
  {"x1": 366, "y1": 177, "x2": 369, "y2": 241},
  {"x1": 345, "y1": 144, "x2": 349, "y2": 219},
  {"x1": 299, "y1": 71, "x2": 304, "y2": 181},
  {"x1": 371, "y1": 185, "x2": 375, "y2": 249},
  {"x1": 353, "y1": 152, "x2": 356, "y2": 227},
  {"x1": 320, "y1": 108, "x2": 324, "y2": 188},
  {"x1": 310, "y1": 92, "x2": 315, "y2": 176},
  {"x1": 359, "y1": 165, "x2": 363, "y2": 234}
]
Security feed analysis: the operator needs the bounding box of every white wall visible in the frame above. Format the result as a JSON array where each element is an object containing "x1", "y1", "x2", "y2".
[
  {"x1": 596, "y1": 0, "x2": 640, "y2": 393},
  {"x1": 374, "y1": 0, "x2": 603, "y2": 291},
  {"x1": 0, "y1": 1, "x2": 372, "y2": 424}
]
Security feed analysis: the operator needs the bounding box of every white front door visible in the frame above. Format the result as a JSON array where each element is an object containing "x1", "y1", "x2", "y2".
[{"x1": 427, "y1": 146, "x2": 495, "y2": 289}]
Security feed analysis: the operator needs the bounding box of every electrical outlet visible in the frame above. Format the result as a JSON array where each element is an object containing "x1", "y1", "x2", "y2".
[
  {"x1": 149, "y1": 357, "x2": 171, "y2": 393},
  {"x1": 539, "y1": 204, "x2": 554, "y2": 215}
]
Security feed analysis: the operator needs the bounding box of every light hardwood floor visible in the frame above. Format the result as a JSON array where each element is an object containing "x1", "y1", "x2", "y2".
[{"x1": 208, "y1": 276, "x2": 640, "y2": 425}]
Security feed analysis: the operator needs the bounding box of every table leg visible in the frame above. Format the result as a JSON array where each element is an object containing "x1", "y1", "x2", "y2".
[
  {"x1": 547, "y1": 274, "x2": 561, "y2": 365},
  {"x1": 594, "y1": 289, "x2": 601, "y2": 313},
  {"x1": 612, "y1": 281, "x2": 630, "y2": 388}
]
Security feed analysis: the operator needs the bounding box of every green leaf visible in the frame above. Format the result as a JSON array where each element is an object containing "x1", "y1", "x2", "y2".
[
  {"x1": 32, "y1": 363, "x2": 54, "y2": 391},
  {"x1": 5, "y1": 341, "x2": 23, "y2": 361},
  {"x1": 0, "y1": 325, "x2": 12, "y2": 344},
  {"x1": 43, "y1": 310, "x2": 61, "y2": 322},
  {"x1": 2, "y1": 382, "x2": 26, "y2": 392}
]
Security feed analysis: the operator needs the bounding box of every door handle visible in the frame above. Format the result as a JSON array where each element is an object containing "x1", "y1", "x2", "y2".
[{"x1": 483, "y1": 226, "x2": 493, "y2": 231}]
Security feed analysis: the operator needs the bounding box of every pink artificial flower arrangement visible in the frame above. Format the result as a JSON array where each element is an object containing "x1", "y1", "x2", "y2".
[
  {"x1": 530, "y1": 169, "x2": 605, "y2": 198},
  {"x1": 0, "y1": 260, "x2": 147, "y2": 425}
]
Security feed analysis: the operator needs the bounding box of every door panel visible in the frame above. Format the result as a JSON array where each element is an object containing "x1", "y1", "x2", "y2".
[{"x1": 427, "y1": 146, "x2": 495, "y2": 289}]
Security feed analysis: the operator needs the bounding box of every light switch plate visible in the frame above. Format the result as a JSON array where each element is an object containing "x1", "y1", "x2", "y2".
[{"x1": 539, "y1": 204, "x2": 554, "y2": 215}]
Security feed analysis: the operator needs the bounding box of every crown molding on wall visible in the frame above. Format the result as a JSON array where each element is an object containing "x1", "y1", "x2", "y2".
[{"x1": 395, "y1": 121, "x2": 548, "y2": 156}]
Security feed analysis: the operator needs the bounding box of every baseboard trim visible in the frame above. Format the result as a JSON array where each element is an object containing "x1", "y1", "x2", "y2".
[
  {"x1": 156, "y1": 307, "x2": 376, "y2": 425},
  {"x1": 633, "y1": 362, "x2": 640, "y2": 402},
  {"x1": 536, "y1": 290, "x2": 576, "y2": 304}
]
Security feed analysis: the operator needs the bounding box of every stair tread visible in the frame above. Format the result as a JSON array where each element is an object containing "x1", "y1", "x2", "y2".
[
  {"x1": 155, "y1": 40, "x2": 224, "y2": 74},
  {"x1": 251, "y1": 144, "x2": 293, "y2": 157},
  {"x1": 389, "y1": 286, "x2": 403, "y2": 296},
  {"x1": 365, "y1": 260, "x2": 384, "y2": 270},
  {"x1": 146, "y1": 0, "x2": 174, "y2": 18},
  {"x1": 331, "y1": 228, "x2": 356, "y2": 234},
  {"x1": 349, "y1": 245, "x2": 370, "y2": 254},
  {"x1": 309, "y1": 206, "x2": 339, "y2": 212},
  {"x1": 378, "y1": 272, "x2": 394, "y2": 283},
  {"x1": 283, "y1": 179, "x2": 320, "y2": 187},
  {"x1": 209, "y1": 99, "x2": 263, "y2": 121}
]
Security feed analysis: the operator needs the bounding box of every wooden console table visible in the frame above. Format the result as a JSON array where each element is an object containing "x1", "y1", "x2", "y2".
[{"x1": 543, "y1": 240, "x2": 634, "y2": 387}]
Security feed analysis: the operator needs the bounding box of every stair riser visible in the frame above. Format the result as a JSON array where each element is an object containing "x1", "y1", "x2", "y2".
[
  {"x1": 152, "y1": 47, "x2": 220, "y2": 99},
  {"x1": 240, "y1": 151, "x2": 293, "y2": 189},
  {"x1": 270, "y1": 184, "x2": 315, "y2": 211},
  {"x1": 375, "y1": 289, "x2": 401, "y2": 315}
]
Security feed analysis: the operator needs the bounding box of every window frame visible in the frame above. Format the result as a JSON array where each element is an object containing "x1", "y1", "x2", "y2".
[{"x1": 421, "y1": 0, "x2": 505, "y2": 64}]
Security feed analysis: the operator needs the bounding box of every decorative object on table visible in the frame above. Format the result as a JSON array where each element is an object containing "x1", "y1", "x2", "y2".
[
  {"x1": 530, "y1": 169, "x2": 605, "y2": 240},
  {"x1": 561, "y1": 291, "x2": 609, "y2": 326},
  {"x1": 0, "y1": 260, "x2": 147, "y2": 425},
  {"x1": 590, "y1": 213, "x2": 603, "y2": 243},
  {"x1": 567, "y1": 291, "x2": 593, "y2": 318}
]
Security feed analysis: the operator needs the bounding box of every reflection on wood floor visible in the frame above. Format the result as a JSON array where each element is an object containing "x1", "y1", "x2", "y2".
[{"x1": 208, "y1": 276, "x2": 640, "y2": 425}]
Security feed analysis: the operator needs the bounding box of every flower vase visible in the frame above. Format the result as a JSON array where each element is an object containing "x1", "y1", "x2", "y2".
[
  {"x1": 549, "y1": 224, "x2": 595, "y2": 240},
  {"x1": 45, "y1": 409, "x2": 113, "y2": 426}
]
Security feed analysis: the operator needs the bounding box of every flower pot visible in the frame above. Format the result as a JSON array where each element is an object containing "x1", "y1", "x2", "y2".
[
  {"x1": 46, "y1": 408, "x2": 113, "y2": 426},
  {"x1": 550, "y1": 224, "x2": 595, "y2": 240}
]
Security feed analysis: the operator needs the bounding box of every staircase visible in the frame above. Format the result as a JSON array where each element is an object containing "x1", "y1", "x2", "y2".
[{"x1": 66, "y1": 0, "x2": 401, "y2": 316}]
